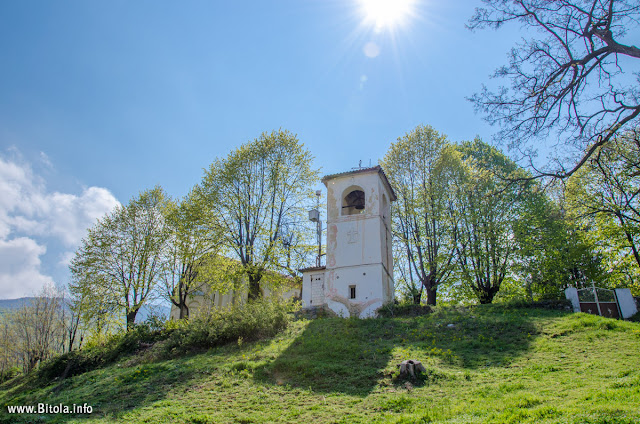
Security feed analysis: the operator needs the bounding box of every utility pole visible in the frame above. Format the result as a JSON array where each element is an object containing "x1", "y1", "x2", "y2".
[{"x1": 308, "y1": 190, "x2": 323, "y2": 267}]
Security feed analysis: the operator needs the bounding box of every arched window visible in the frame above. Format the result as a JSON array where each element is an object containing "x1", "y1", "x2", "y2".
[{"x1": 342, "y1": 188, "x2": 365, "y2": 215}]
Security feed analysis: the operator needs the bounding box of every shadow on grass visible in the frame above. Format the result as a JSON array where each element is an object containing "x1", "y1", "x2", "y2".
[
  {"x1": 254, "y1": 318, "x2": 393, "y2": 396},
  {"x1": 254, "y1": 306, "x2": 564, "y2": 396},
  {"x1": 1, "y1": 359, "x2": 185, "y2": 423}
]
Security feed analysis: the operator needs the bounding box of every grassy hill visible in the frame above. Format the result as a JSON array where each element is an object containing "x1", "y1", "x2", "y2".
[{"x1": 1, "y1": 304, "x2": 639, "y2": 423}]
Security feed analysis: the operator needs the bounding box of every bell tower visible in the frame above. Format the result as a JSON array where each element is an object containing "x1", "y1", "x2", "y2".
[{"x1": 301, "y1": 165, "x2": 395, "y2": 318}]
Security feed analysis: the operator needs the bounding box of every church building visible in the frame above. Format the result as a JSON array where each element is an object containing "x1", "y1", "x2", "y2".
[{"x1": 300, "y1": 165, "x2": 396, "y2": 318}]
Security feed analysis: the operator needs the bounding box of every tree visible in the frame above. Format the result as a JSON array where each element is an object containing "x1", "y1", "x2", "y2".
[
  {"x1": 70, "y1": 187, "x2": 169, "y2": 330},
  {"x1": 393, "y1": 243, "x2": 424, "y2": 304},
  {"x1": 0, "y1": 314, "x2": 16, "y2": 380},
  {"x1": 381, "y1": 125, "x2": 460, "y2": 305},
  {"x1": 469, "y1": 0, "x2": 640, "y2": 179},
  {"x1": 197, "y1": 129, "x2": 319, "y2": 300},
  {"x1": 452, "y1": 138, "x2": 531, "y2": 304},
  {"x1": 11, "y1": 285, "x2": 65, "y2": 373},
  {"x1": 160, "y1": 191, "x2": 223, "y2": 319},
  {"x1": 513, "y1": 184, "x2": 604, "y2": 299},
  {"x1": 62, "y1": 288, "x2": 85, "y2": 352},
  {"x1": 566, "y1": 129, "x2": 640, "y2": 293}
]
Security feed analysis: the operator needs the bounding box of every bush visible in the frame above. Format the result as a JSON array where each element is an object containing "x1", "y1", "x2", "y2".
[
  {"x1": 490, "y1": 299, "x2": 572, "y2": 311},
  {"x1": 0, "y1": 366, "x2": 21, "y2": 383},
  {"x1": 36, "y1": 299, "x2": 297, "y2": 382},
  {"x1": 162, "y1": 298, "x2": 297, "y2": 355},
  {"x1": 37, "y1": 324, "x2": 163, "y2": 382},
  {"x1": 378, "y1": 302, "x2": 432, "y2": 318}
]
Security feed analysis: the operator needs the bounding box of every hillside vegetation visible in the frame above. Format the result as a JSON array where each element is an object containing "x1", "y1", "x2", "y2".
[{"x1": 1, "y1": 305, "x2": 639, "y2": 424}]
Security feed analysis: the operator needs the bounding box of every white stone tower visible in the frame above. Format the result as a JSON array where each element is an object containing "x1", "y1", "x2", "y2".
[{"x1": 301, "y1": 165, "x2": 396, "y2": 318}]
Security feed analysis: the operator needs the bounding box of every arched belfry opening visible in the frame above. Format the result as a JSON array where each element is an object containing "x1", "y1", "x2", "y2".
[{"x1": 342, "y1": 188, "x2": 365, "y2": 215}]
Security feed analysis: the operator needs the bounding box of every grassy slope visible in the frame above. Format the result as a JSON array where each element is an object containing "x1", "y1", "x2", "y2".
[{"x1": 1, "y1": 305, "x2": 639, "y2": 424}]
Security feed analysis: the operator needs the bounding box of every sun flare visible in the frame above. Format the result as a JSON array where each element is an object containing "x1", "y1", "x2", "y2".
[{"x1": 358, "y1": 0, "x2": 415, "y2": 30}]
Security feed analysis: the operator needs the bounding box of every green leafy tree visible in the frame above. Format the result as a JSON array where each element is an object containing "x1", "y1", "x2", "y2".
[
  {"x1": 160, "y1": 191, "x2": 223, "y2": 319},
  {"x1": 452, "y1": 139, "x2": 531, "y2": 304},
  {"x1": 566, "y1": 130, "x2": 640, "y2": 294},
  {"x1": 197, "y1": 129, "x2": 319, "y2": 300},
  {"x1": 513, "y1": 185, "x2": 604, "y2": 300},
  {"x1": 70, "y1": 187, "x2": 170, "y2": 330},
  {"x1": 381, "y1": 125, "x2": 460, "y2": 305}
]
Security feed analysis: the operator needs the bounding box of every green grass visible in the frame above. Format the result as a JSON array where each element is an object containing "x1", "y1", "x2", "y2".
[{"x1": 1, "y1": 305, "x2": 639, "y2": 423}]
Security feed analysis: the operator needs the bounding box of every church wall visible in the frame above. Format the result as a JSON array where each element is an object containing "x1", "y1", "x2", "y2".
[
  {"x1": 323, "y1": 264, "x2": 388, "y2": 318},
  {"x1": 169, "y1": 278, "x2": 300, "y2": 320},
  {"x1": 326, "y1": 217, "x2": 385, "y2": 269}
]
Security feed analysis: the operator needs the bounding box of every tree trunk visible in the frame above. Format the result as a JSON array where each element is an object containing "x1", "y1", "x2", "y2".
[
  {"x1": 248, "y1": 276, "x2": 262, "y2": 300},
  {"x1": 424, "y1": 284, "x2": 437, "y2": 306},
  {"x1": 179, "y1": 303, "x2": 189, "y2": 320},
  {"x1": 411, "y1": 290, "x2": 422, "y2": 305},
  {"x1": 478, "y1": 286, "x2": 499, "y2": 304},
  {"x1": 126, "y1": 310, "x2": 138, "y2": 331}
]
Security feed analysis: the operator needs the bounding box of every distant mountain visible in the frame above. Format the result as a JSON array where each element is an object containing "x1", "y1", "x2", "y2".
[
  {"x1": 0, "y1": 297, "x2": 35, "y2": 311},
  {"x1": 0, "y1": 297, "x2": 170, "y2": 322}
]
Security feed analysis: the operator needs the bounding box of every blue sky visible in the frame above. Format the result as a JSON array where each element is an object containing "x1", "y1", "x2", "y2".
[{"x1": 0, "y1": 0, "x2": 525, "y2": 298}]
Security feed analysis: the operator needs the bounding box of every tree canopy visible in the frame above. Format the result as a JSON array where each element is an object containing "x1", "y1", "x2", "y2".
[
  {"x1": 70, "y1": 187, "x2": 169, "y2": 330},
  {"x1": 469, "y1": 0, "x2": 640, "y2": 179},
  {"x1": 381, "y1": 125, "x2": 460, "y2": 305},
  {"x1": 196, "y1": 129, "x2": 319, "y2": 300},
  {"x1": 160, "y1": 190, "x2": 223, "y2": 319},
  {"x1": 566, "y1": 129, "x2": 640, "y2": 294}
]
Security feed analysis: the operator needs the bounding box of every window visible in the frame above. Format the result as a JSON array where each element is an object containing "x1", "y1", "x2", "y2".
[
  {"x1": 349, "y1": 285, "x2": 356, "y2": 299},
  {"x1": 342, "y1": 189, "x2": 366, "y2": 216}
]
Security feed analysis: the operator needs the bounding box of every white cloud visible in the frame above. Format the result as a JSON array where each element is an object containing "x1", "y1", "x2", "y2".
[
  {"x1": 0, "y1": 152, "x2": 120, "y2": 298},
  {"x1": 39, "y1": 151, "x2": 53, "y2": 169},
  {"x1": 58, "y1": 251, "x2": 75, "y2": 267},
  {"x1": 0, "y1": 237, "x2": 54, "y2": 298},
  {"x1": 46, "y1": 187, "x2": 120, "y2": 246}
]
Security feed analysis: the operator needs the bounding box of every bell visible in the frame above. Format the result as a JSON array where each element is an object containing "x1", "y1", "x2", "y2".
[{"x1": 355, "y1": 204, "x2": 365, "y2": 210}]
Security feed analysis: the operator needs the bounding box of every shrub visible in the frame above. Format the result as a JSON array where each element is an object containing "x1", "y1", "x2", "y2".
[
  {"x1": 37, "y1": 324, "x2": 163, "y2": 382},
  {"x1": 36, "y1": 299, "x2": 297, "y2": 382},
  {"x1": 377, "y1": 302, "x2": 432, "y2": 318},
  {"x1": 162, "y1": 298, "x2": 297, "y2": 355},
  {"x1": 0, "y1": 366, "x2": 20, "y2": 383},
  {"x1": 490, "y1": 299, "x2": 572, "y2": 311}
]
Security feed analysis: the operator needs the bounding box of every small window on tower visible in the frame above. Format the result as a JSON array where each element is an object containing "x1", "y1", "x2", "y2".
[{"x1": 349, "y1": 285, "x2": 356, "y2": 299}]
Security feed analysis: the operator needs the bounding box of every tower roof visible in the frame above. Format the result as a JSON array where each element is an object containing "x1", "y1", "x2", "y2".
[{"x1": 321, "y1": 165, "x2": 397, "y2": 201}]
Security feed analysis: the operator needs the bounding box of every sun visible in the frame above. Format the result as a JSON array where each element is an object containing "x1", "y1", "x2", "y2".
[{"x1": 358, "y1": 0, "x2": 416, "y2": 30}]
